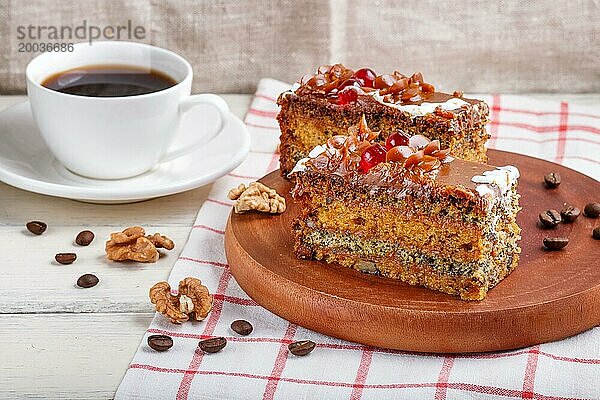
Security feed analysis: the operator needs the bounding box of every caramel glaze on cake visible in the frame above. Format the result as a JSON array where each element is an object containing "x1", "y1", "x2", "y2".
[
  {"x1": 290, "y1": 118, "x2": 520, "y2": 301},
  {"x1": 277, "y1": 64, "x2": 490, "y2": 176}
]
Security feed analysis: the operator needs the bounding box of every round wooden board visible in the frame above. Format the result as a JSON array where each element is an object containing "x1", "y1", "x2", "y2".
[{"x1": 225, "y1": 150, "x2": 600, "y2": 353}]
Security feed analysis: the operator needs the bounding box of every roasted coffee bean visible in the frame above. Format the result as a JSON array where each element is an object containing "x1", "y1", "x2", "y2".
[
  {"x1": 543, "y1": 237, "x2": 569, "y2": 251},
  {"x1": 583, "y1": 202, "x2": 600, "y2": 218},
  {"x1": 75, "y1": 230, "x2": 95, "y2": 246},
  {"x1": 26, "y1": 221, "x2": 47, "y2": 235},
  {"x1": 539, "y1": 209, "x2": 561, "y2": 228},
  {"x1": 560, "y1": 205, "x2": 581, "y2": 223},
  {"x1": 147, "y1": 334, "x2": 173, "y2": 352},
  {"x1": 230, "y1": 320, "x2": 253, "y2": 336},
  {"x1": 593, "y1": 227, "x2": 600, "y2": 240},
  {"x1": 55, "y1": 253, "x2": 77, "y2": 265},
  {"x1": 77, "y1": 273, "x2": 99, "y2": 288},
  {"x1": 288, "y1": 340, "x2": 316, "y2": 356},
  {"x1": 544, "y1": 172, "x2": 561, "y2": 188},
  {"x1": 199, "y1": 337, "x2": 227, "y2": 353}
]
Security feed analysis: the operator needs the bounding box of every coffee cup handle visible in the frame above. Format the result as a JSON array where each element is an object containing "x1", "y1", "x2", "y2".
[{"x1": 159, "y1": 94, "x2": 230, "y2": 163}]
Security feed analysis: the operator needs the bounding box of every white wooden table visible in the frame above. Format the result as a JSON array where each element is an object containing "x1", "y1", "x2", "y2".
[
  {"x1": 1, "y1": 93, "x2": 599, "y2": 399},
  {"x1": 0, "y1": 94, "x2": 251, "y2": 399}
]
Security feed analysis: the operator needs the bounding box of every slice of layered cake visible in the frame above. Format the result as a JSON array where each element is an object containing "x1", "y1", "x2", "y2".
[
  {"x1": 290, "y1": 117, "x2": 520, "y2": 301},
  {"x1": 277, "y1": 64, "x2": 490, "y2": 176}
]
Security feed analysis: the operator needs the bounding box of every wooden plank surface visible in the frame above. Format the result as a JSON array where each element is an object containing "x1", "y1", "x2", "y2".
[
  {"x1": 1, "y1": 313, "x2": 154, "y2": 399},
  {"x1": 0, "y1": 94, "x2": 251, "y2": 314},
  {"x1": 0, "y1": 93, "x2": 598, "y2": 399},
  {"x1": 0, "y1": 94, "x2": 250, "y2": 400}
]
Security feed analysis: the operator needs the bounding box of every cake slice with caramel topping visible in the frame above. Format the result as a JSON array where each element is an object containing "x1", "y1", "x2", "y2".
[
  {"x1": 290, "y1": 117, "x2": 520, "y2": 300},
  {"x1": 277, "y1": 64, "x2": 490, "y2": 176}
]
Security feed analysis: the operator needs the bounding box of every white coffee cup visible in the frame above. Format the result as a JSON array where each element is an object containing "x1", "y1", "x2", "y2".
[{"x1": 26, "y1": 41, "x2": 229, "y2": 179}]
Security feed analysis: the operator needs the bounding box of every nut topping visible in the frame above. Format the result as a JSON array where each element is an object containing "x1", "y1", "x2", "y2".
[
  {"x1": 295, "y1": 64, "x2": 436, "y2": 105},
  {"x1": 307, "y1": 116, "x2": 452, "y2": 175},
  {"x1": 385, "y1": 133, "x2": 450, "y2": 173},
  {"x1": 434, "y1": 106, "x2": 456, "y2": 119},
  {"x1": 408, "y1": 134, "x2": 431, "y2": 149},
  {"x1": 374, "y1": 74, "x2": 395, "y2": 89},
  {"x1": 386, "y1": 145, "x2": 415, "y2": 162},
  {"x1": 404, "y1": 150, "x2": 424, "y2": 170}
]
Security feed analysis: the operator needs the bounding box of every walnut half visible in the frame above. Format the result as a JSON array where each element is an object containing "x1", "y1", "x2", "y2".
[
  {"x1": 149, "y1": 277, "x2": 213, "y2": 324},
  {"x1": 146, "y1": 233, "x2": 175, "y2": 250},
  {"x1": 227, "y1": 182, "x2": 286, "y2": 214},
  {"x1": 106, "y1": 226, "x2": 175, "y2": 263},
  {"x1": 149, "y1": 281, "x2": 189, "y2": 323}
]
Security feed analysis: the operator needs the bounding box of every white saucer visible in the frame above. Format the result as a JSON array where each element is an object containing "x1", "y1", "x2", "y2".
[{"x1": 0, "y1": 101, "x2": 250, "y2": 203}]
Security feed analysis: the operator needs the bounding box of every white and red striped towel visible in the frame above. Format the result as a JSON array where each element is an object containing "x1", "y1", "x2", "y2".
[{"x1": 116, "y1": 79, "x2": 600, "y2": 400}]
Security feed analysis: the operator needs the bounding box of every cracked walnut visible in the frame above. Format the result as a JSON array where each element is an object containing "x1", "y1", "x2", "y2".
[{"x1": 149, "y1": 277, "x2": 213, "y2": 323}]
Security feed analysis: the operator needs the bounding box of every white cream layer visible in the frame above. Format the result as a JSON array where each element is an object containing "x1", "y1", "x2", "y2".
[
  {"x1": 471, "y1": 166, "x2": 520, "y2": 198},
  {"x1": 285, "y1": 85, "x2": 475, "y2": 117},
  {"x1": 289, "y1": 145, "x2": 327, "y2": 175},
  {"x1": 370, "y1": 92, "x2": 471, "y2": 116}
]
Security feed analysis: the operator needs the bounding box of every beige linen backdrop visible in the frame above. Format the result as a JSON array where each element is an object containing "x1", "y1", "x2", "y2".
[{"x1": 1, "y1": 0, "x2": 599, "y2": 94}]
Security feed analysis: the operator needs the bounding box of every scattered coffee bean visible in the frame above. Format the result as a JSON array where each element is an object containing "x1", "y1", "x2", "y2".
[
  {"x1": 77, "y1": 273, "x2": 99, "y2": 288},
  {"x1": 543, "y1": 237, "x2": 569, "y2": 251},
  {"x1": 544, "y1": 172, "x2": 561, "y2": 189},
  {"x1": 539, "y1": 209, "x2": 561, "y2": 228},
  {"x1": 288, "y1": 340, "x2": 316, "y2": 356},
  {"x1": 593, "y1": 227, "x2": 600, "y2": 240},
  {"x1": 560, "y1": 205, "x2": 581, "y2": 223},
  {"x1": 147, "y1": 334, "x2": 173, "y2": 352},
  {"x1": 231, "y1": 320, "x2": 253, "y2": 336},
  {"x1": 199, "y1": 337, "x2": 227, "y2": 353},
  {"x1": 55, "y1": 253, "x2": 77, "y2": 265},
  {"x1": 26, "y1": 221, "x2": 47, "y2": 235},
  {"x1": 75, "y1": 230, "x2": 95, "y2": 246},
  {"x1": 583, "y1": 202, "x2": 600, "y2": 218}
]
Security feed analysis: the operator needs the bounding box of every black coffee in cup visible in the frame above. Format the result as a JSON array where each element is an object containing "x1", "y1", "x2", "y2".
[
  {"x1": 42, "y1": 64, "x2": 177, "y2": 97},
  {"x1": 27, "y1": 41, "x2": 230, "y2": 179}
]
